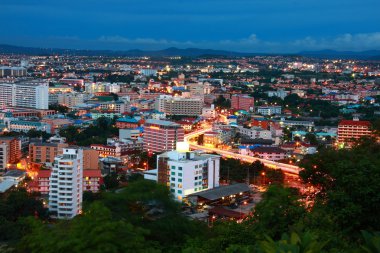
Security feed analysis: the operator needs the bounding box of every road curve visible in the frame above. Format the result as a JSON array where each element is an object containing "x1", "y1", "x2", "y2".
[{"x1": 185, "y1": 128, "x2": 301, "y2": 175}]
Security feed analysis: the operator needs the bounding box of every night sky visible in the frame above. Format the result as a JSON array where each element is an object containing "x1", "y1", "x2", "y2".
[{"x1": 1, "y1": 0, "x2": 380, "y2": 53}]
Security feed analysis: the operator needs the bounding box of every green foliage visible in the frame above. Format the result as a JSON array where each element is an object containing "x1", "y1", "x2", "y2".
[
  {"x1": 26, "y1": 129, "x2": 52, "y2": 140},
  {"x1": 59, "y1": 117, "x2": 118, "y2": 145},
  {"x1": 300, "y1": 139, "x2": 380, "y2": 236},
  {"x1": 214, "y1": 95, "x2": 231, "y2": 109},
  {"x1": 361, "y1": 231, "x2": 380, "y2": 253},
  {"x1": 252, "y1": 185, "x2": 306, "y2": 239},
  {"x1": 49, "y1": 103, "x2": 69, "y2": 113},
  {"x1": 259, "y1": 231, "x2": 329, "y2": 253},
  {"x1": 19, "y1": 202, "x2": 158, "y2": 253},
  {"x1": 0, "y1": 188, "x2": 47, "y2": 242},
  {"x1": 103, "y1": 172, "x2": 119, "y2": 190}
]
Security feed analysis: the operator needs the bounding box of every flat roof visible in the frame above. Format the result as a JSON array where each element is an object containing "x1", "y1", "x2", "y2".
[
  {"x1": 0, "y1": 180, "x2": 16, "y2": 193},
  {"x1": 4, "y1": 169, "x2": 26, "y2": 178},
  {"x1": 145, "y1": 119, "x2": 180, "y2": 127},
  {"x1": 188, "y1": 183, "x2": 250, "y2": 201}
]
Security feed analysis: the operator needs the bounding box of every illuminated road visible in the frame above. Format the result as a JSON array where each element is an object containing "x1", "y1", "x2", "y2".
[{"x1": 185, "y1": 128, "x2": 301, "y2": 175}]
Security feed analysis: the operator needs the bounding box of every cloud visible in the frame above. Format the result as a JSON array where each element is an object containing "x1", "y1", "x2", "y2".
[
  {"x1": 95, "y1": 32, "x2": 380, "y2": 52},
  {"x1": 291, "y1": 33, "x2": 380, "y2": 51}
]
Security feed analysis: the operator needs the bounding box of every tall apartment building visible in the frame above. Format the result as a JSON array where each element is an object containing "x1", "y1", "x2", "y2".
[
  {"x1": 143, "y1": 119, "x2": 184, "y2": 153},
  {"x1": 156, "y1": 97, "x2": 203, "y2": 116},
  {"x1": 147, "y1": 146, "x2": 220, "y2": 201},
  {"x1": 49, "y1": 148, "x2": 83, "y2": 219},
  {"x1": 231, "y1": 94, "x2": 255, "y2": 112},
  {"x1": 0, "y1": 137, "x2": 22, "y2": 164},
  {"x1": 337, "y1": 119, "x2": 372, "y2": 147},
  {"x1": 0, "y1": 81, "x2": 49, "y2": 109}
]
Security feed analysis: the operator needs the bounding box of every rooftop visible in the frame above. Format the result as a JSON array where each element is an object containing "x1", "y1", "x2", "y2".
[
  {"x1": 188, "y1": 183, "x2": 250, "y2": 201},
  {"x1": 145, "y1": 119, "x2": 180, "y2": 127},
  {"x1": 339, "y1": 120, "x2": 371, "y2": 127}
]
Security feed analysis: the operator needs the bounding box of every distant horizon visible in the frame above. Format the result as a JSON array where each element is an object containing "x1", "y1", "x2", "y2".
[{"x1": 2, "y1": 43, "x2": 380, "y2": 56}]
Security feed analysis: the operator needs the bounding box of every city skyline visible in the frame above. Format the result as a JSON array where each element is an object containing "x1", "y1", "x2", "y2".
[{"x1": 1, "y1": 0, "x2": 380, "y2": 53}]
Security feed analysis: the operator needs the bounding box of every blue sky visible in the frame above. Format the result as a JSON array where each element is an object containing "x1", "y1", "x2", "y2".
[{"x1": 1, "y1": 0, "x2": 380, "y2": 53}]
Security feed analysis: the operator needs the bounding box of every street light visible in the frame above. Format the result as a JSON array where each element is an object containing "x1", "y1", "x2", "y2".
[{"x1": 261, "y1": 172, "x2": 266, "y2": 185}]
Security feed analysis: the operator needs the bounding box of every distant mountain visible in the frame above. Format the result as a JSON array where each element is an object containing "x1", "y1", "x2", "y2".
[
  {"x1": 299, "y1": 49, "x2": 380, "y2": 59},
  {"x1": 1, "y1": 44, "x2": 380, "y2": 59},
  {"x1": 0, "y1": 44, "x2": 261, "y2": 57}
]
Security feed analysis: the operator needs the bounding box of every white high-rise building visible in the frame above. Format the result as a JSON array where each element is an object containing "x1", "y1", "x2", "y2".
[
  {"x1": 0, "y1": 81, "x2": 49, "y2": 109},
  {"x1": 49, "y1": 148, "x2": 83, "y2": 219},
  {"x1": 145, "y1": 143, "x2": 220, "y2": 201}
]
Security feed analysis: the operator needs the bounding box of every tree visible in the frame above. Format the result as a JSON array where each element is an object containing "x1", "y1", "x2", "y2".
[
  {"x1": 300, "y1": 139, "x2": 380, "y2": 237},
  {"x1": 49, "y1": 104, "x2": 69, "y2": 113},
  {"x1": 214, "y1": 95, "x2": 231, "y2": 109},
  {"x1": 103, "y1": 172, "x2": 119, "y2": 190},
  {"x1": 252, "y1": 185, "x2": 306, "y2": 239},
  {"x1": 19, "y1": 202, "x2": 157, "y2": 253},
  {"x1": 259, "y1": 231, "x2": 329, "y2": 253},
  {"x1": 305, "y1": 133, "x2": 318, "y2": 146}
]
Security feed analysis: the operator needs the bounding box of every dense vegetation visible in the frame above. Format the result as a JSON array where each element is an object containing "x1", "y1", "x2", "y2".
[{"x1": 59, "y1": 117, "x2": 118, "y2": 145}]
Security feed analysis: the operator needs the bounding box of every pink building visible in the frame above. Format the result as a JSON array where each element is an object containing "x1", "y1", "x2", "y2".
[
  {"x1": 231, "y1": 94, "x2": 255, "y2": 111},
  {"x1": 143, "y1": 119, "x2": 184, "y2": 153}
]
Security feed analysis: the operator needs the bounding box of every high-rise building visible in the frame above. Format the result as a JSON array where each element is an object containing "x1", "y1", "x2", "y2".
[
  {"x1": 337, "y1": 118, "x2": 372, "y2": 147},
  {"x1": 231, "y1": 94, "x2": 255, "y2": 112},
  {"x1": 49, "y1": 148, "x2": 83, "y2": 219},
  {"x1": 146, "y1": 144, "x2": 220, "y2": 201},
  {"x1": 143, "y1": 119, "x2": 184, "y2": 153},
  {"x1": 0, "y1": 137, "x2": 22, "y2": 164},
  {"x1": 0, "y1": 81, "x2": 49, "y2": 109}
]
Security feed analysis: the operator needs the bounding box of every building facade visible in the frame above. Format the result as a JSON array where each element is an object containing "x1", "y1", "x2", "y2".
[
  {"x1": 231, "y1": 94, "x2": 255, "y2": 111},
  {"x1": 153, "y1": 149, "x2": 220, "y2": 201},
  {"x1": 337, "y1": 119, "x2": 372, "y2": 147},
  {"x1": 48, "y1": 148, "x2": 83, "y2": 219},
  {"x1": 143, "y1": 119, "x2": 184, "y2": 153},
  {"x1": 0, "y1": 81, "x2": 49, "y2": 109}
]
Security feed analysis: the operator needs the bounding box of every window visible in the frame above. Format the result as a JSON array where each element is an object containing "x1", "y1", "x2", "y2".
[
  {"x1": 178, "y1": 167, "x2": 182, "y2": 171},
  {"x1": 195, "y1": 176, "x2": 198, "y2": 180},
  {"x1": 170, "y1": 189, "x2": 175, "y2": 193},
  {"x1": 171, "y1": 166, "x2": 176, "y2": 170},
  {"x1": 171, "y1": 177, "x2": 175, "y2": 181},
  {"x1": 178, "y1": 178, "x2": 182, "y2": 182},
  {"x1": 177, "y1": 190, "x2": 182, "y2": 194},
  {"x1": 178, "y1": 184, "x2": 182, "y2": 188},
  {"x1": 171, "y1": 172, "x2": 175, "y2": 175},
  {"x1": 178, "y1": 173, "x2": 182, "y2": 177},
  {"x1": 194, "y1": 188, "x2": 198, "y2": 191}
]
